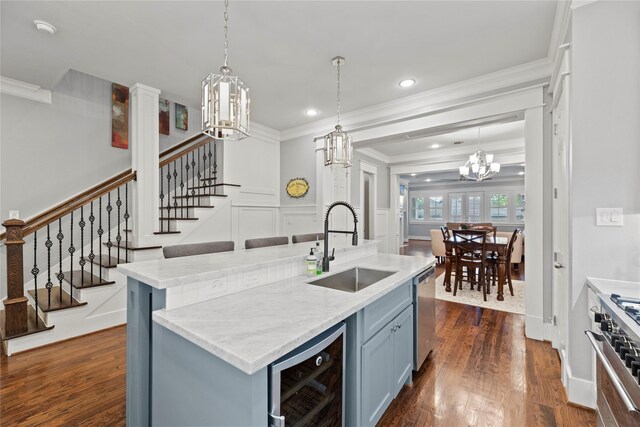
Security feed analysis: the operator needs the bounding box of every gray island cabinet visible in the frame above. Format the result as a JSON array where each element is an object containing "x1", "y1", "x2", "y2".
[{"x1": 118, "y1": 242, "x2": 433, "y2": 427}]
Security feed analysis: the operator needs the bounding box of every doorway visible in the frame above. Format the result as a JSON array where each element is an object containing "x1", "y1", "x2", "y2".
[{"x1": 359, "y1": 161, "x2": 378, "y2": 243}]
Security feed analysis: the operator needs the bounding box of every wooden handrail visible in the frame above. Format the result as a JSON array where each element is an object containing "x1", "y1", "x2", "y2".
[
  {"x1": 0, "y1": 170, "x2": 136, "y2": 240},
  {"x1": 159, "y1": 134, "x2": 213, "y2": 168},
  {"x1": 159, "y1": 132, "x2": 209, "y2": 159}
]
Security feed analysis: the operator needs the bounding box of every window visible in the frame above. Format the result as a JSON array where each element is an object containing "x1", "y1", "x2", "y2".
[
  {"x1": 515, "y1": 192, "x2": 525, "y2": 221},
  {"x1": 449, "y1": 194, "x2": 464, "y2": 222},
  {"x1": 429, "y1": 195, "x2": 444, "y2": 221},
  {"x1": 467, "y1": 193, "x2": 483, "y2": 223},
  {"x1": 489, "y1": 193, "x2": 509, "y2": 222},
  {"x1": 410, "y1": 196, "x2": 425, "y2": 221}
]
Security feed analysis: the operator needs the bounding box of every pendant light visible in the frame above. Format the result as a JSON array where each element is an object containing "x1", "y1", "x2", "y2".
[
  {"x1": 458, "y1": 126, "x2": 501, "y2": 181},
  {"x1": 201, "y1": 0, "x2": 250, "y2": 140},
  {"x1": 323, "y1": 56, "x2": 353, "y2": 167}
]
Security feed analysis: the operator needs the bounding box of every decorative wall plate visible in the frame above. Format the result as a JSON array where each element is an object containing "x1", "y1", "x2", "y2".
[{"x1": 286, "y1": 178, "x2": 309, "y2": 198}]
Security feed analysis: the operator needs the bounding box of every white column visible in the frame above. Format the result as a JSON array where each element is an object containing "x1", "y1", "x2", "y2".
[
  {"x1": 130, "y1": 83, "x2": 160, "y2": 246},
  {"x1": 524, "y1": 102, "x2": 545, "y2": 341}
]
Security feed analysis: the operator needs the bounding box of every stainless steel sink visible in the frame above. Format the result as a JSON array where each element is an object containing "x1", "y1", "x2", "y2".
[{"x1": 308, "y1": 267, "x2": 396, "y2": 293}]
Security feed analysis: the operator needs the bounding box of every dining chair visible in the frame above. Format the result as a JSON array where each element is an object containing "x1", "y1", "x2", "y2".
[
  {"x1": 452, "y1": 229, "x2": 488, "y2": 301},
  {"x1": 471, "y1": 224, "x2": 497, "y2": 239},
  {"x1": 245, "y1": 236, "x2": 289, "y2": 249},
  {"x1": 163, "y1": 241, "x2": 235, "y2": 259},
  {"x1": 486, "y1": 229, "x2": 520, "y2": 296},
  {"x1": 291, "y1": 233, "x2": 324, "y2": 244}
]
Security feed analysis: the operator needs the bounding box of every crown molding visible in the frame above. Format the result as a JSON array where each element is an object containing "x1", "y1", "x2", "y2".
[
  {"x1": 571, "y1": 0, "x2": 599, "y2": 10},
  {"x1": 0, "y1": 76, "x2": 52, "y2": 104},
  {"x1": 249, "y1": 121, "x2": 281, "y2": 144},
  {"x1": 280, "y1": 58, "x2": 552, "y2": 142}
]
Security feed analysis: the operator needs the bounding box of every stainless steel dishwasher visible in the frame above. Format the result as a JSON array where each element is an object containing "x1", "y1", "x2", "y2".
[{"x1": 413, "y1": 266, "x2": 436, "y2": 371}]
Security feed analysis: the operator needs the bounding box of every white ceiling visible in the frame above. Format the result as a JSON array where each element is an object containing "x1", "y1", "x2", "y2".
[
  {"x1": 373, "y1": 120, "x2": 525, "y2": 157},
  {"x1": 401, "y1": 164, "x2": 525, "y2": 185},
  {"x1": 0, "y1": 1, "x2": 557, "y2": 131}
]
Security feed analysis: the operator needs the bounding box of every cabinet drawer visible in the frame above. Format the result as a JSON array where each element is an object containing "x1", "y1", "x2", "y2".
[{"x1": 362, "y1": 281, "x2": 412, "y2": 342}]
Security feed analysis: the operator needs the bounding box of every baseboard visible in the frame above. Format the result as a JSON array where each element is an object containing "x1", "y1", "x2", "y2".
[
  {"x1": 566, "y1": 363, "x2": 596, "y2": 409},
  {"x1": 525, "y1": 314, "x2": 544, "y2": 341},
  {"x1": 543, "y1": 321, "x2": 557, "y2": 343},
  {"x1": 408, "y1": 235, "x2": 431, "y2": 241}
]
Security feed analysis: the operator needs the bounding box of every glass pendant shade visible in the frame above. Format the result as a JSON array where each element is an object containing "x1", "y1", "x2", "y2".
[
  {"x1": 202, "y1": 66, "x2": 250, "y2": 141},
  {"x1": 324, "y1": 125, "x2": 353, "y2": 167}
]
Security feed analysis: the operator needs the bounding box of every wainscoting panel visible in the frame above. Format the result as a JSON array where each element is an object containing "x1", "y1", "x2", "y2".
[{"x1": 280, "y1": 206, "x2": 320, "y2": 238}]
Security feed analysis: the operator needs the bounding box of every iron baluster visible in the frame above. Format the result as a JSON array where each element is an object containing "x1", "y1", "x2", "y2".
[
  {"x1": 106, "y1": 192, "x2": 113, "y2": 261},
  {"x1": 191, "y1": 151, "x2": 196, "y2": 210},
  {"x1": 203, "y1": 147, "x2": 209, "y2": 196},
  {"x1": 79, "y1": 206, "x2": 86, "y2": 285},
  {"x1": 124, "y1": 182, "x2": 130, "y2": 263},
  {"x1": 89, "y1": 201, "x2": 95, "y2": 283},
  {"x1": 166, "y1": 165, "x2": 172, "y2": 230},
  {"x1": 180, "y1": 157, "x2": 185, "y2": 218},
  {"x1": 98, "y1": 197, "x2": 104, "y2": 282},
  {"x1": 159, "y1": 168, "x2": 165, "y2": 232},
  {"x1": 116, "y1": 187, "x2": 122, "y2": 262},
  {"x1": 45, "y1": 225, "x2": 53, "y2": 309},
  {"x1": 185, "y1": 155, "x2": 191, "y2": 213},
  {"x1": 213, "y1": 142, "x2": 218, "y2": 195},
  {"x1": 32, "y1": 230, "x2": 39, "y2": 326},
  {"x1": 69, "y1": 210, "x2": 75, "y2": 300},
  {"x1": 197, "y1": 146, "x2": 202, "y2": 199},
  {"x1": 173, "y1": 161, "x2": 178, "y2": 218},
  {"x1": 57, "y1": 218, "x2": 64, "y2": 303}
]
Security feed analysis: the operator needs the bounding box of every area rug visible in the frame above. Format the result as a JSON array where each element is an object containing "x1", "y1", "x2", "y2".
[{"x1": 435, "y1": 273, "x2": 525, "y2": 315}]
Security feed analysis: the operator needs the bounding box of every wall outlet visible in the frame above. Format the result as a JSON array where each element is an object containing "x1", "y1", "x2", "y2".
[{"x1": 596, "y1": 208, "x2": 623, "y2": 226}]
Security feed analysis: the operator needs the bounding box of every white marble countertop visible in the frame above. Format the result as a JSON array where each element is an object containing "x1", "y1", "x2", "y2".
[
  {"x1": 117, "y1": 240, "x2": 378, "y2": 289},
  {"x1": 587, "y1": 277, "x2": 640, "y2": 341},
  {"x1": 152, "y1": 253, "x2": 435, "y2": 374}
]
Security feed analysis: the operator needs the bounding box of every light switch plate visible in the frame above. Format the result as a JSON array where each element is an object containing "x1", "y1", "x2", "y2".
[{"x1": 596, "y1": 208, "x2": 624, "y2": 226}]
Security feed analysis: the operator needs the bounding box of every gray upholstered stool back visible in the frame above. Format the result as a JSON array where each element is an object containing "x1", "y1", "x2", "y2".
[
  {"x1": 291, "y1": 233, "x2": 324, "y2": 244},
  {"x1": 244, "y1": 236, "x2": 289, "y2": 249},
  {"x1": 163, "y1": 241, "x2": 235, "y2": 259}
]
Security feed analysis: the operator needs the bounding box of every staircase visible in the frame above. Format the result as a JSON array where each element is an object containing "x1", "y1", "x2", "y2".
[{"x1": 0, "y1": 134, "x2": 240, "y2": 355}]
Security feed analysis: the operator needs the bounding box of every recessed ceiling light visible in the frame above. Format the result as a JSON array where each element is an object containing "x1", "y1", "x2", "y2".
[
  {"x1": 410, "y1": 173, "x2": 416, "y2": 176},
  {"x1": 399, "y1": 79, "x2": 416, "y2": 88},
  {"x1": 518, "y1": 171, "x2": 525, "y2": 176},
  {"x1": 431, "y1": 144, "x2": 440, "y2": 149},
  {"x1": 425, "y1": 178, "x2": 432, "y2": 182},
  {"x1": 34, "y1": 19, "x2": 57, "y2": 35},
  {"x1": 305, "y1": 109, "x2": 319, "y2": 117}
]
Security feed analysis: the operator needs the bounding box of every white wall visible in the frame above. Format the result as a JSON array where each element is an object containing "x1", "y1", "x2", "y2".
[{"x1": 567, "y1": 0, "x2": 640, "y2": 405}]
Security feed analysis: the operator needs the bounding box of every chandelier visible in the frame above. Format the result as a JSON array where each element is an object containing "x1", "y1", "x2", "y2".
[
  {"x1": 458, "y1": 128, "x2": 500, "y2": 181},
  {"x1": 323, "y1": 56, "x2": 353, "y2": 167},
  {"x1": 202, "y1": 0, "x2": 250, "y2": 141}
]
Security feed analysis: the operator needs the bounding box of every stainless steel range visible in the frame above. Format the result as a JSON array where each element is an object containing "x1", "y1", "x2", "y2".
[{"x1": 588, "y1": 293, "x2": 640, "y2": 426}]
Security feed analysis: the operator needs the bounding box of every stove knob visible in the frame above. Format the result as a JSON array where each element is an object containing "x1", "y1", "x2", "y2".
[
  {"x1": 615, "y1": 338, "x2": 629, "y2": 353},
  {"x1": 625, "y1": 353, "x2": 639, "y2": 368},
  {"x1": 632, "y1": 361, "x2": 640, "y2": 377},
  {"x1": 620, "y1": 346, "x2": 634, "y2": 361},
  {"x1": 594, "y1": 312, "x2": 604, "y2": 323},
  {"x1": 601, "y1": 320, "x2": 612, "y2": 332},
  {"x1": 611, "y1": 334, "x2": 625, "y2": 347}
]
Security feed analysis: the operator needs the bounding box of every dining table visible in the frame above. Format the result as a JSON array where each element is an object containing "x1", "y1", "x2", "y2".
[{"x1": 443, "y1": 235, "x2": 510, "y2": 301}]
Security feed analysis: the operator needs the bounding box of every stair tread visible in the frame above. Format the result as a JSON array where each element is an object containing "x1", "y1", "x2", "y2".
[
  {"x1": 173, "y1": 194, "x2": 227, "y2": 199},
  {"x1": 160, "y1": 205, "x2": 215, "y2": 209},
  {"x1": 159, "y1": 217, "x2": 199, "y2": 221},
  {"x1": 83, "y1": 255, "x2": 124, "y2": 268},
  {"x1": 154, "y1": 231, "x2": 182, "y2": 235},
  {"x1": 188, "y1": 183, "x2": 241, "y2": 190},
  {"x1": 0, "y1": 305, "x2": 54, "y2": 341},
  {"x1": 28, "y1": 287, "x2": 87, "y2": 313},
  {"x1": 199, "y1": 180, "x2": 241, "y2": 186},
  {"x1": 103, "y1": 241, "x2": 162, "y2": 250},
  {"x1": 62, "y1": 271, "x2": 115, "y2": 289}
]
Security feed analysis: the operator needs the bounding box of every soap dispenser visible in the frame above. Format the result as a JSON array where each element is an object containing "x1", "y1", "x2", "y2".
[
  {"x1": 306, "y1": 249, "x2": 317, "y2": 277},
  {"x1": 315, "y1": 241, "x2": 323, "y2": 275}
]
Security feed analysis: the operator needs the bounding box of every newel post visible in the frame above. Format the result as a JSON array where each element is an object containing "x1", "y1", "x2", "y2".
[{"x1": 2, "y1": 219, "x2": 28, "y2": 336}]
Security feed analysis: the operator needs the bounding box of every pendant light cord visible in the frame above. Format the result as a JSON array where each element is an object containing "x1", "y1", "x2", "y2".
[
  {"x1": 224, "y1": 0, "x2": 229, "y2": 67},
  {"x1": 337, "y1": 58, "x2": 341, "y2": 126}
]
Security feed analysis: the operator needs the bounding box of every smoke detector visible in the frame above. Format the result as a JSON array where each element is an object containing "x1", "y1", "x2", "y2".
[{"x1": 34, "y1": 20, "x2": 57, "y2": 35}]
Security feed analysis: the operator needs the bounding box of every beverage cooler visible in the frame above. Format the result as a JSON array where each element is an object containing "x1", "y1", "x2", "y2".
[{"x1": 268, "y1": 322, "x2": 346, "y2": 427}]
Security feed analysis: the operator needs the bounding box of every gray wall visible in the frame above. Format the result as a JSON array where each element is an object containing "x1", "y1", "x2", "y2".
[
  {"x1": 569, "y1": 1, "x2": 640, "y2": 384},
  {"x1": 0, "y1": 69, "x2": 199, "y2": 221},
  {"x1": 279, "y1": 134, "x2": 317, "y2": 206}
]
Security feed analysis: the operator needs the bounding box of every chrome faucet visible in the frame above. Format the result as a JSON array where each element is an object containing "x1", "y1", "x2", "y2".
[{"x1": 323, "y1": 201, "x2": 358, "y2": 272}]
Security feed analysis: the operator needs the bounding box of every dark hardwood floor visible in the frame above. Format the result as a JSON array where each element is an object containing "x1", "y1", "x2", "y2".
[{"x1": 0, "y1": 243, "x2": 591, "y2": 426}]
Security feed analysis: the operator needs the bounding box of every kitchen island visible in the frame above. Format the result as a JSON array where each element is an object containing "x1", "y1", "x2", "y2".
[{"x1": 118, "y1": 241, "x2": 434, "y2": 426}]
